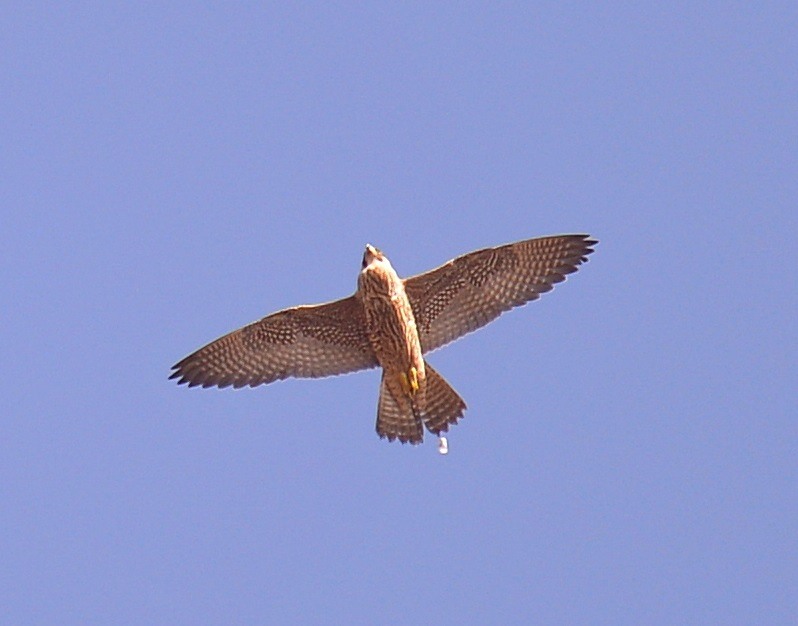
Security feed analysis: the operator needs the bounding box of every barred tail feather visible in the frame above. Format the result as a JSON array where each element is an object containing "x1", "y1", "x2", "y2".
[
  {"x1": 376, "y1": 371, "x2": 424, "y2": 444},
  {"x1": 421, "y1": 363, "x2": 466, "y2": 436}
]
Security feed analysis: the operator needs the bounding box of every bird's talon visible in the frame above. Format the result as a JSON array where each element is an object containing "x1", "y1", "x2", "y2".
[{"x1": 408, "y1": 366, "x2": 419, "y2": 393}]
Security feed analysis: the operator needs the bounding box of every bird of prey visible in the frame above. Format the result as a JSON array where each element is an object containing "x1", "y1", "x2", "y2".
[{"x1": 170, "y1": 234, "x2": 596, "y2": 444}]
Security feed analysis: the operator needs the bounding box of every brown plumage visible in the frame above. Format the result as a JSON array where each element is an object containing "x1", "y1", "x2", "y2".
[{"x1": 170, "y1": 234, "x2": 597, "y2": 444}]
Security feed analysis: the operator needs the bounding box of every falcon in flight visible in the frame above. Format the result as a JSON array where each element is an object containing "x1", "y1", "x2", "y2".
[{"x1": 170, "y1": 234, "x2": 596, "y2": 444}]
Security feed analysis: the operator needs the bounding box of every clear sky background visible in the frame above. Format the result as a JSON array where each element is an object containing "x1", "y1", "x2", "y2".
[{"x1": 3, "y1": 4, "x2": 796, "y2": 625}]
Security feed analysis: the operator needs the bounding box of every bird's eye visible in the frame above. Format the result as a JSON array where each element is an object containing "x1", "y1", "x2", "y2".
[{"x1": 362, "y1": 255, "x2": 368, "y2": 269}]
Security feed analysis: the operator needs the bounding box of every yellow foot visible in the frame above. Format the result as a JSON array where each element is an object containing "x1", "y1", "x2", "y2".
[
  {"x1": 400, "y1": 366, "x2": 420, "y2": 396},
  {"x1": 408, "y1": 366, "x2": 419, "y2": 393}
]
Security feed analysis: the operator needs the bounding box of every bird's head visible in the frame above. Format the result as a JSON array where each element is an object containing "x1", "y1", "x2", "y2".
[{"x1": 362, "y1": 244, "x2": 386, "y2": 270}]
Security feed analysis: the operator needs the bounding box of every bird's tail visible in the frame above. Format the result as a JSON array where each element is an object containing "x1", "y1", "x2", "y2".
[
  {"x1": 375, "y1": 363, "x2": 467, "y2": 444},
  {"x1": 420, "y1": 363, "x2": 466, "y2": 436},
  {"x1": 376, "y1": 370, "x2": 424, "y2": 444}
]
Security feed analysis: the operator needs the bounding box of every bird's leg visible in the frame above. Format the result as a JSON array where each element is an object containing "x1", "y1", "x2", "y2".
[
  {"x1": 408, "y1": 366, "x2": 419, "y2": 394},
  {"x1": 399, "y1": 366, "x2": 420, "y2": 396}
]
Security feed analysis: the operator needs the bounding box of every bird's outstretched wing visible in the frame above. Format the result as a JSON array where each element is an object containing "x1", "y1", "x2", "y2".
[
  {"x1": 404, "y1": 234, "x2": 596, "y2": 354},
  {"x1": 170, "y1": 295, "x2": 378, "y2": 388}
]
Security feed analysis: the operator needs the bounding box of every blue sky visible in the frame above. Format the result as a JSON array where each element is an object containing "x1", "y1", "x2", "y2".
[{"x1": 3, "y1": 3, "x2": 796, "y2": 624}]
